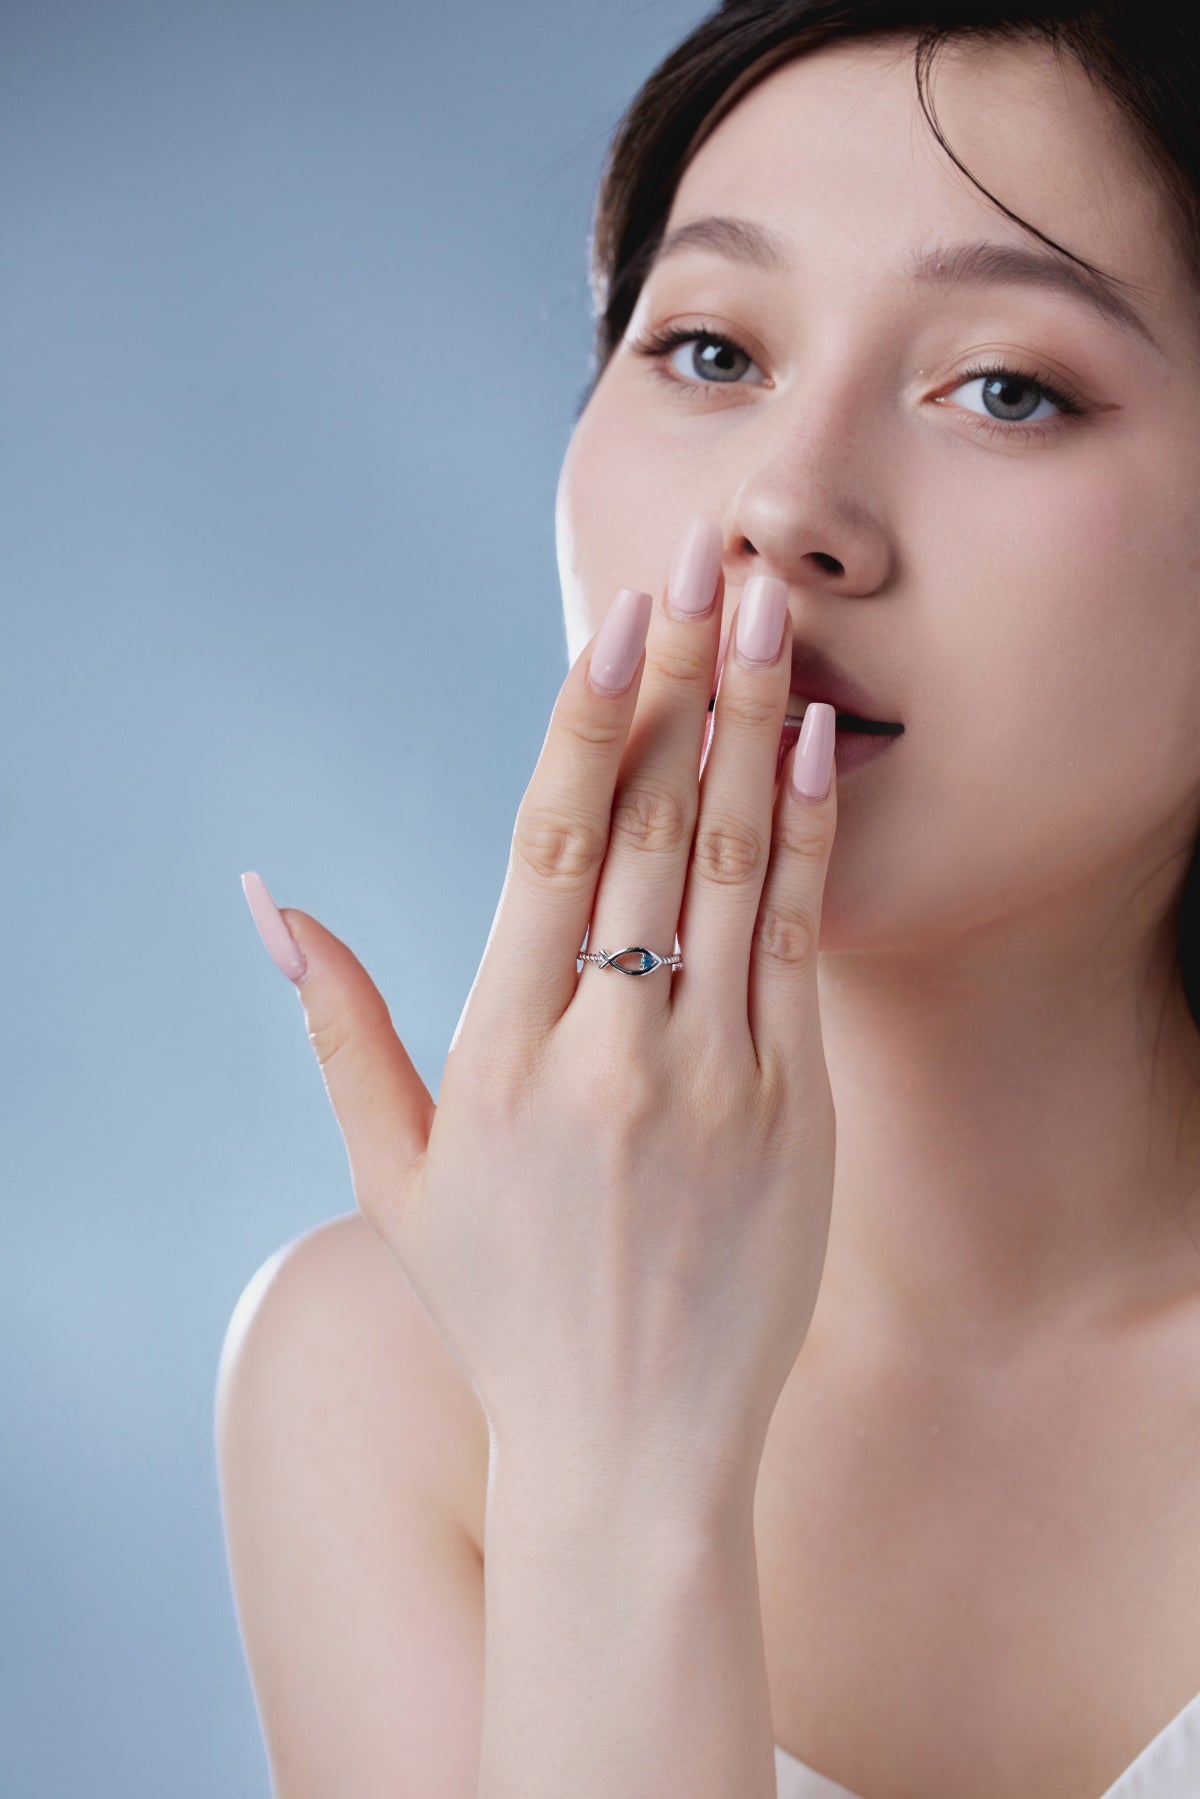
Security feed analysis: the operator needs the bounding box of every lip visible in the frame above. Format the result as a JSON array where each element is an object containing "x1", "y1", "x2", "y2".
[
  {"x1": 709, "y1": 634, "x2": 901, "y2": 727},
  {"x1": 698, "y1": 707, "x2": 903, "y2": 783},
  {"x1": 774, "y1": 715, "x2": 900, "y2": 782}
]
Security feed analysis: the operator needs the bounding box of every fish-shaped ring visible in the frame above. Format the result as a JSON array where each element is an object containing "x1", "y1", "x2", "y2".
[{"x1": 577, "y1": 945, "x2": 683, "y2": 976}]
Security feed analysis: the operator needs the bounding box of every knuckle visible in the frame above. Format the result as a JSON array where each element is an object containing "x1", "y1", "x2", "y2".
[
  {"x1": 754, "y1": 1038, "x2": 823, "y2": 1122},
  {"x1": 692, "y1": 812, "x2": 768, "y2": 885},
  {"x1": 562, "y1": 1034, "x2": 661, "y2": 1141},
  {"x1": 650, "y1": 634, "x2": 708, "y2": 693},
  {"x1": 513, "y1": 804, "x2": 607, "y2": 887},
  {"x1": 563, "y1": 1000, "x2": 661, "y2": 1092},
  {"x1": 685, "y1": 1029, "x2": 757, "y2": 1107},
  {"x1": 777, "y1": 806, "x2": 834, "y2": 866},
  {"x1": 477, "y1": 1050, "x2": 542, "y2": 1132},
  {"x1": 753, "y1": 1046, "x2": 791, "y2": 1121},
  {"x1": 753, "y1": 897, "x2": 820, "y2": 969},
  {"x1": 722, "y1": 680, "x2": 781, "y2": 732},
  {"x1": 598, "y1": 1053, "x2": 661, "y2": 1125},
  {"x1": 305, "y1": 1011, "x2": 354, "y2": 1074},
  {"x1": 560, "y1": 701, "x2": 629, "y2": 754},
  {"x1": 610, "y1": 780, "x2": 692, "y2": 857}
]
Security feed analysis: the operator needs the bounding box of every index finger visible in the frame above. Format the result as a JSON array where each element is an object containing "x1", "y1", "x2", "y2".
[{"x1": 467, "y1": 586, "x2": 653, "y2": 1045}]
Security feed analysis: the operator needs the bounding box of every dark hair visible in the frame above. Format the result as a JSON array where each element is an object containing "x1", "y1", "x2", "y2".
[{"x1": 575, "y1": 0, "x2": 1200, "y2": 1042}]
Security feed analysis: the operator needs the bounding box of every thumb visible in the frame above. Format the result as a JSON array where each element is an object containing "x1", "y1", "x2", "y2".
[{"x1": 240, "y1": 871, "x2": 435, "y2": 1214}]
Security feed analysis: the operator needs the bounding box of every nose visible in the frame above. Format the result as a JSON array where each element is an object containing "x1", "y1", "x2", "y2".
[{"x1": 722, "y1": 416, "x2": 895, "y2": 599}]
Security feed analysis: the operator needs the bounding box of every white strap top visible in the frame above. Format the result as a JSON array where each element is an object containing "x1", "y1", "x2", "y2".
[{"x1": 773, "y1": 1684, "x2": 1200, "y2": 1799}]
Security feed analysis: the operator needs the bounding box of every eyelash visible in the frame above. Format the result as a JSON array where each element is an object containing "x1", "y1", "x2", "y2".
[{"x1": 628, "y1": 321, "x2": 1088, "y2": 443}]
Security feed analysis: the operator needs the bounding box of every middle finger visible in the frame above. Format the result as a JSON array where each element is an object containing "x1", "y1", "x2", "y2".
[{"x1": 673, "y1": 572, "x2": 793, "y2": 1027}]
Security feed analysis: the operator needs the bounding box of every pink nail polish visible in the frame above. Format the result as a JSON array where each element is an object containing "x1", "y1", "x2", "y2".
[
  {"x1": 241, "y1": 870, "x2": 308, "y2": 983},
  {"x1": 667, "y1": 516, "x2": 722, "y2": 618},
  {"x1": 735, "y1": 573, "x2": 788, "y2": 664},
  {"x1": 587, "y1": 587, "x2": 653, "y2": 695},
  {"x1": 792, "y1": 703, "x2": 836, "y2": 802}
]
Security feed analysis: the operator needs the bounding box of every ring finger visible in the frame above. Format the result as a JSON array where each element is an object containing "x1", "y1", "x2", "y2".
[{"x1": 579, "y1": 516, "x2": 725, "y2": 1019}]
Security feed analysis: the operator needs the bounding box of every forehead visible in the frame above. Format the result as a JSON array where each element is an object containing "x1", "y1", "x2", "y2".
[{"x1": 664, "y1": 35, "x2": 1185, "y2": 321}]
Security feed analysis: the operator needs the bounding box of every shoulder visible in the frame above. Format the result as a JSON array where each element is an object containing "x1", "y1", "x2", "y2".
[
  {"x1": 215, "y1": 1216, "x2": 492, "y2": 1790},
  {"x1": 216, "y1": 1209, "x2": 489, "y2": 1558}
]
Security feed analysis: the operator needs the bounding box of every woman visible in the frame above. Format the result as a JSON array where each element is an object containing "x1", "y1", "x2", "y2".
[{"x1": 219, "y1": 4, "x2": 1200, "y2": 1795}]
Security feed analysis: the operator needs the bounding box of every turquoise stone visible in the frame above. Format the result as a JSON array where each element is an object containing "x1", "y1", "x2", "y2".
[{"x1": 617, "y1": 947, "x2": 656, "y2": 975}]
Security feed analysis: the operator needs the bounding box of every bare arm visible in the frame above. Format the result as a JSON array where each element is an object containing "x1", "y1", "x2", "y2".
[{"x1": 476, "y1": 1462, "x2": 778, "y2": 1799}]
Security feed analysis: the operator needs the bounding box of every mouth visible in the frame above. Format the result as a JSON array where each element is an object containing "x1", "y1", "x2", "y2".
[
  {"x1": 784, "y1": 706, "x2": 903, "y2": 737},
  {"x1": 703, "y1": 634, "x2": 904, "y2": 785},
  {"x1": 706, "y1": 689, "x2": 905, "y2": 738},
  {"x1": 706, "y1": 636, "x2": 904, "y2": 737}
]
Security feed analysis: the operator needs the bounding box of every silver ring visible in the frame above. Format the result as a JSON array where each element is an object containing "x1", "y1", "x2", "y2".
[{"x1": 578, "y1": 945, "x2": 683, "y2": 976}]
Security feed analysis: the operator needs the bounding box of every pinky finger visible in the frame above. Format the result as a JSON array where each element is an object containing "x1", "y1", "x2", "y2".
[{"x1": 747, "y1": 704, "x2": 838, "y2": 1064}]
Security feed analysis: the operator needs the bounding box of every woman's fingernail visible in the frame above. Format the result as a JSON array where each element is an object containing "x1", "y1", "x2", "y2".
[
  {"x1": 241, "y1": 870, "x2": 308, "y2": 983},
  {"x1": 791, "y1": 703, "x2": 836, "y2": 802},
  {"x1": 735, "y1": 572, "x2": 789, "y2": 664},
  {"x1": 587, "y1": 587, "x2": 653, "y2": 695},
  {"x1": 667, "y1": 516, "x2": 722, "y2": 619}
]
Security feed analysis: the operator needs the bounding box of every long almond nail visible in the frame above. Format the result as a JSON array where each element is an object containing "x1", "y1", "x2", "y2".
[{"x1": 241, "y1": 870, "x2": 308, "y2": 983}]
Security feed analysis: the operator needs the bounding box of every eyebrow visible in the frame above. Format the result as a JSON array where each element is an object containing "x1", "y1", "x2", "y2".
[{"x1": 649, "y1": 213, "x2": 1159, "y2": 351}]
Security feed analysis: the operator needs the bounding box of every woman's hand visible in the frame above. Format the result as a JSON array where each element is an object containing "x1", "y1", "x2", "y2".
[{"x1": 241, "y1": 517, "x2": 839, "y2": 1519}]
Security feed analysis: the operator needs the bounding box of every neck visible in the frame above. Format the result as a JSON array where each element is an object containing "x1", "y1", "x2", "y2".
[{"x1": 808, "y1": 877, "x2": 1200, "y2": 1374}]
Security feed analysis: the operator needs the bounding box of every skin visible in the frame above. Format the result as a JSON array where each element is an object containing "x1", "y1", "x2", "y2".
[{"x1": 553, "y1": 33, "x2": 1200, "y2": 1389}]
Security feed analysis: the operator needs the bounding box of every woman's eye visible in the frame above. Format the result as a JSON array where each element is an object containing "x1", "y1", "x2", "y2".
[
  {"x1": 944, "y1": 370, "x2": 1064, "y2": 423},
  {"x1": 657, "y1": 330, "x2": 766, "y2": 388}
]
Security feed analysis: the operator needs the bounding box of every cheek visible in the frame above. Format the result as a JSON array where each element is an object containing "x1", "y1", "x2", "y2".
[
  {"x1": 885, "y1": 445, "x2": 1200, "y2": 918},
  {"x1": 555, "y1": 396, "x2": 672, "y2": 662},
  {"x1": 926, "y1": 451, "x2": 1194, "y2": 755}
]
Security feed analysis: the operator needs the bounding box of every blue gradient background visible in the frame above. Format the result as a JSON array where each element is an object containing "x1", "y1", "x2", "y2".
[{"x1": 1, "y1": 3, "x2": 704, "y2": 1792}]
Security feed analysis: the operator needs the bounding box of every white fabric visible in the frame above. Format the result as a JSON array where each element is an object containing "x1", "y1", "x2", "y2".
[{"x1": 773, "y1": 1685, "x2": 1200, "y2": 1799}]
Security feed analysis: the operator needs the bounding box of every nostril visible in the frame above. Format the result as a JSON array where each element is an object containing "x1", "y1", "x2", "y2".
[{"x1": 810, "y1": 552, "x2": 844, "y2": 575}]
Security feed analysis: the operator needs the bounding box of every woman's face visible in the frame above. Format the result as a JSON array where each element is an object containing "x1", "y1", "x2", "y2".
[{"x1": 555, "y1": 36, "x2": 1200, "y2": 964}]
